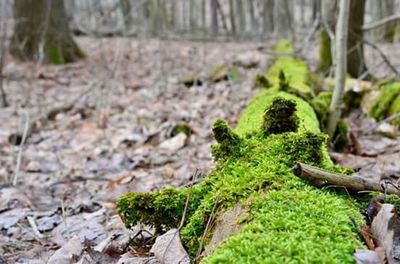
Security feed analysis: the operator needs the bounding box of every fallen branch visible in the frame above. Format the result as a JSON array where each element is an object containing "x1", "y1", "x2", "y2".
[{"x1": 293, "y1": 162, "x2": 399, "y2": 195}]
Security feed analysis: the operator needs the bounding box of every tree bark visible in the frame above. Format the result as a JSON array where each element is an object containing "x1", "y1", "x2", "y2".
[
  {"x1": 328, "y1": 0, "x2": 350, "y2": 137},
  {"x1": 318, "y1": 0, "x2": 336, "y2": 74},
  {"x1": 10, "y1": 0, "x2": 84, "y2": 64},
  {"x1": 273, "y1": 0, "x2": 291, "y2": 38},
  {"x1": 211, "y1": 0, "x2": 219, "y2": 36},
  {"x1": 262, "y1": 0, "x2": 274, "y2": 34},
  {"x1": 347, "y1": 0, "x2": 367, "y2": 78},
  {"x1": 120, "y1": 0, "x2": 133, "y2": 30}
]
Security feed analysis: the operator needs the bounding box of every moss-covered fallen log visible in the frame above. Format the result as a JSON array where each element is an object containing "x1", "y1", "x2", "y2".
[{"x1": 117, "y1": 41, "x2": 364, "y2": 263}]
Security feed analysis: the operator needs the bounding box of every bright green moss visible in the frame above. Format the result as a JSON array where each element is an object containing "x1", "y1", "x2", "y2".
[
  {"x1": 312, "y1": 91, "x2": 332, "y2": 130},
  {"x1": 236, "y1": 91, "x2": 320, "y2": 136},
  {"x1": 389, "y1": 94, "x2": 400, "y2": 125},
  {"x1": 274, "y1": 39, "x2": 295, "y2": 53},
  {"x1": 369, "y1": 82, "x2": 400, "y2": 121},
  {"x1": 204, "y1": 188, "x2": 363, "y2": 264},
  {"x1": 266, "y1": 56, "x2": 313, "y2": 98},
  {"x1": 211, "y1": 120, "x2": 243, "y2": 161},
  {"x1": 117, "y1": 41, "x2": 364, "y2": 263}
]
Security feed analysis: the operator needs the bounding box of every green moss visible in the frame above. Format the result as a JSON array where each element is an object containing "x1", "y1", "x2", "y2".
[
  {"x1": 263, "y1": 97, "x2": 299, "y2": 135},
  {"x1": 204, "y1": 188, "x2": 363, "y2": 264},
  {"x1": 312, "y1": 91, "x2": 332, "y2": 130},
  {"x1": 170, "y1": 123, "x2": 191, "y2": 137},
  {"x1": 236, "y1": 91, "x2": 320, "y2": 136},
  {"x1": 211, "y1": 120, "x2": 243, "y2": 161},
  {"x1": 274, "y1": 39, "x2": 295, "y2": 53},
  {"x1": 369, "y1": 82, "x2": 400, "y2": 121},
  {"x1": 318, "y1": 30, "x2": 332, "y2": 74},
  {"x1": 47, "y1": 45, "x2": 66, "y2": 64},
  {"x1": 117, "y1": 41, "x2": 364, "y2": 263},
  {"x1": 266, "y1": 56, "x2": 313, "y2": 98},
  {"x1": 389, "y1": 94, "x2": 400, "y2": 125},
  {"x1": 254, "y1": 73, "x2": 271, "y2": 89}
]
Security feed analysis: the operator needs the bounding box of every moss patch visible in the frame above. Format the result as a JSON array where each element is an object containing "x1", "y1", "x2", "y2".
[
  {"x1": 369, "y1": 82, "x2": 400, "y2": 122},
  {"x1": 117, "y1": 41, "x2": 364, "y2": 263},
  {"x1": 263, "y1": 97, "x2": 299, "y2": 135}
]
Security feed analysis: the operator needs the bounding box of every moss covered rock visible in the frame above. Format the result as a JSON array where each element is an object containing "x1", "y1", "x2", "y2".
[{"x1": 117, "y1": 42, "x2": 364, "y2": 263}]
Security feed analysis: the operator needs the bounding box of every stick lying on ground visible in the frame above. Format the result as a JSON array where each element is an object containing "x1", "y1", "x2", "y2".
[{"x1": 294, "y1": 162, "x2": 400, "y2": 195}]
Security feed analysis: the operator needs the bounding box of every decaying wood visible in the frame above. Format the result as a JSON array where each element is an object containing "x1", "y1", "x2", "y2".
[
  {"x1": 293, "y1": 162, "x2": 400, "y2": 195},
  {"x1": 371, "y1": 204, "x2": 400, "y2": 264}
]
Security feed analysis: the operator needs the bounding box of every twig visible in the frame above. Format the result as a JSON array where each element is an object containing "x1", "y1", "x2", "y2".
[
  {"x1": 196, "y1": 195, "x2": 220, "y2": 260},
  {"x1": 295, "y1": 14, "x2": 321, "y2": 54},
  {"x1": 362, "y1": 39, "x2": 400, "y2": 76},
  {"x1": 367, "y1": 112, "x2": 400, "y2": 134},
  {"x1": 179, "y1": 169, "x2": 200, "y2": 230},
  {"x1": 12, "y1": 112, "x2": 30, "y2": 186},
  {"x1": 27, "y1": 216, "x2": 44, "y2": 239},
  {"x1": 293, "y1": 162, "x2": 399, "y2": 195},
  {"x1": 363, "y1": 13, "x2": 400, "y2": 31}
]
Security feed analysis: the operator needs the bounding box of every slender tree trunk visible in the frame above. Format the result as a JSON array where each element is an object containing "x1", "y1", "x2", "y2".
[
  {"x1": 10, "y1": 0, "x2": 84, "y2": 64},
  {"x1": 262, "y1": 0, "x2": 274, "y2": 34},
  {"x1": 274, "y1": 0, "x2": 291, "y2": 38},
  {"x1": 347, "y1": 0, "x2": 367, "y2": 78},
  {"x1": 318, "y1": 0, "x2": 336, "y2": 74},
  {"x1": 229, "y1": 0, "x2": 236, "y2": 36},
  {"x1": 120, "y1": 0, "x2": 133, "y2": 30},
  {"x1": 328, "y1": 0, "x2": 350, "y2": 137},
  {"x1": 211, "y1": 0, "x2": 219, "y2": 35},
  {"x1": 236, "y1": 0, "x2": 245, "y2": 37},
  {"x1": 248, "y1": 0, "x2": 257, "y2": 36}
]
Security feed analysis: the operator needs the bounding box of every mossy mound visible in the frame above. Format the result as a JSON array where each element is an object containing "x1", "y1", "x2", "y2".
[
  {"x1": 255, "y1": 40, "x2": 314, "y2": 100},
  {"x1": 369, "y1": 82, "x2": 400, "y2": 125},
  {"x1": 117, "y1": 42, "x2": 364, "y2": 263}
]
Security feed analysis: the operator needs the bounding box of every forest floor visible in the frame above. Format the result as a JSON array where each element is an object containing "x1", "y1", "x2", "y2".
[{"x1": 0, "y1": 37, "x2": 400, "y2": 263}]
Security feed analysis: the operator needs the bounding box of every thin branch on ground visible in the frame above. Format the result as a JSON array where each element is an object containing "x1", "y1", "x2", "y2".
[{"x1": 12, "y1": 112, "x2": 30, "y2": 186}]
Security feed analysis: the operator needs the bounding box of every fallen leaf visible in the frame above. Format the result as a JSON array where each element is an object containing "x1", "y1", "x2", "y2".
[{"x1": 150, "y1": 229, "x2": 190, "y2": 264}]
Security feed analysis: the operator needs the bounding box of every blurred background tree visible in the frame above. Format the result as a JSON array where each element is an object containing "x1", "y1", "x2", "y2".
[{"x1": 10, "y1": 0, "x2": 84, "y2": 64}]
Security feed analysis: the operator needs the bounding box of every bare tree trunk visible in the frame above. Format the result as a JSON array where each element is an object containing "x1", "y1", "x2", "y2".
[
  {"x1": 328, "y1": 0, "x2": 350, "y2": 137},
  {"x1": 274, "y1": 0, "x2": 291, "y2": 38},
  {"x1": 318, "y1": 0, "x2": 336, "y2": 74},
  {"x1": 119, "y1": 0, "x2": 133, "y2": 30},
  {"x1": 262, "y1": 0, "x2": 274, "y2": 34},
  {"x1": 248, "y1": 0, "x2": 257, "y2": 36},
  {"x1": 347, "y1": 0, "x2": 367, "y2": 78},
  {"x1": 10, "y1": 0, "x2": 84, "y2": 64},
  {"x1": 229, "y1": 0, "x2": 236, "y2": 35},
  {"x1": 211, "y1": 0, "x2": 219, "y2": 35},
  {"x1": 236, "y1": 0, "x2": 245, "y2": 37}
]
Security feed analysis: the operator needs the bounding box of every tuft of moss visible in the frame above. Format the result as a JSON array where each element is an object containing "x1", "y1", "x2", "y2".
[
  {"x1": 170, "y1": 123, "x2": 191, "y2": 137},
  {"x1": 254, "y1": 73, "x2": 271, "y2": 89},
  {"x1": 263, "y1": 97, "x2": 299, "y2": 135},
  {"x1": 211, "y1": 119, "x2": 242, "y2": 161}
]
